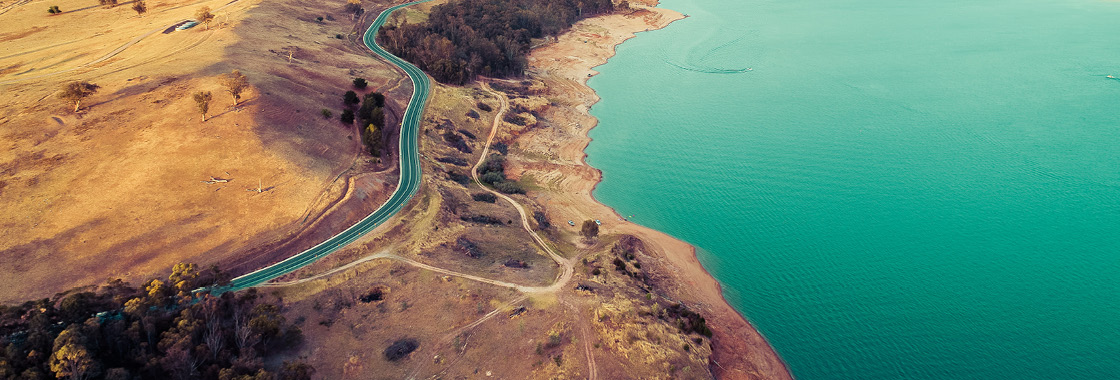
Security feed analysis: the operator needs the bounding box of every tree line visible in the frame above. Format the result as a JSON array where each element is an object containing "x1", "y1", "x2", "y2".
[
  {"x1": 0, "y1": 264, "x2": 311, "y2": 380},
  {"x1": 377, "y1": 0, "x2": 616, "y2": 84}
]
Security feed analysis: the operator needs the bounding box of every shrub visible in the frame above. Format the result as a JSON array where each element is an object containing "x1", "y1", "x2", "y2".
[
  {"x1": 480, "y1": 154, "x2": 505, "y2": 175},
  {"x1": 340, "y1": 109, "x2": 355, "y2": 124},
  {"x1": 316, "y1": 16, "x2": 324, "y2": 22},
  {"x1": 455, "y1": 236, "x2": 482, "y2": 257},
  {"x1": 460, "y1": 215, "x2": 504, "y2": 225},
  {"x1": 131, "y1": 0, "x2": 145, "y2": 15},
  {"x1": 480, "y1": 172, "x2": 504, "y2": 185},
  {"x1": 491, "y1": 141, "x2": 508, "y2": 154},
  {"x1": 353, "y1": 78, "x2": 368, "y2": 89},
  {"x1": 457, "y1": 129, "x2": 476, "y2": 139},
  {"x1": 435, "y1": 156, "x2": 468, "y2": 166},
  {"x1": 613, "y1": 258, "x2": 626, "y2": 272},
  {"x1": 448, "y1": 171, "x2": 471, "y2": 185},
  {"x1": 384, "y1": 338, "x2": 419, "y2": 361},
  {"x1": 47, "y1": 5, "x2": 61, "y2": 13},
  {"x1": 335, "y1": 34, "x2": 343, "y2": 39},
  {"x1": 359, "y1": 288, "x2": 383, "y2": 302},
  {"x1": 477, "y1": 102, "x2": 492, "y2": 112},
  {"x1": 533, "y1": 210, "x2": 550, "y2": 229},
  {"x1": 494, "y1": 181, "x2": 524, "y2": 194},
  {"x1": 504, "y1": 112, "x2": 527, "y2": 126},
  {"x1": 320, "y1": 108, "x2": 332, "y2": 119},
  {"x1": 504, "y1": 259, "x2": 529, "y2": 268},
  {"x1": 666, "y1": 303, "x2": 714, "y2": 337},
  {"x1": 442, "y1": 130, "x2": 472, "y2": 153},
  {"x1": 472, "y1": 193, "x2": 497, "y2": 203}
]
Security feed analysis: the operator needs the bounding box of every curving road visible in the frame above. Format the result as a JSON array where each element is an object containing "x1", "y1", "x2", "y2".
[{"x1": 224, "y1": 0, "x2": 431, "y2": 291}]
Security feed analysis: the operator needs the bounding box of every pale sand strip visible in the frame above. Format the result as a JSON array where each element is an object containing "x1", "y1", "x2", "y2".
[{"x1": 514, "y1": 2, "x2": 795, "y2": 379}]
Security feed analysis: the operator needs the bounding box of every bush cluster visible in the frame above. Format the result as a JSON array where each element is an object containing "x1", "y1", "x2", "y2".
[
  {"x1": 455, "y1": 236, "x2": 483, "y2": 257},
  {"x1": 477, "y1": 154, "x2": 524, "y2": 194},
  {"x1": 436, "y1": 156, "x2": 468, "y2": 166},
  {"x1": 459, "y1": 215, "x2": 505, "y2": 225},
  {"x1": 532, "y1": 210, "x2": 550, "y2": 230},
  {"x1": 472, "y1": 193, "x2": 497, "y2": 203},
  {"x1": 442, "y1": 130, "x2": 472, "y2": 153}
]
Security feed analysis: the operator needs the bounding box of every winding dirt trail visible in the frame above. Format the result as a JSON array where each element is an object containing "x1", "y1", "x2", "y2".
[
  {"x1": 472, "y1": 82, "x2": 575, "y2": 290},
  {"x1": 475, "y1": 81, "x2": 597, "y2": 379},
  {"x1": 269, "y1": 81, "x2": 599, "y2": 379}
]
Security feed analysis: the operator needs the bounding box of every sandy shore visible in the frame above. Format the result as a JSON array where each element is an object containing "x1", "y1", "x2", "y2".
[{"x1": 510, "y1": 2, "x2": 794, "y2": 379}]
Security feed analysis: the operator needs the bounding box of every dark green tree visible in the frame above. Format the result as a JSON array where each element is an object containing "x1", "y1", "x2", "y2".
[
  {"x1": 581, "y1": 220, "x2": 598, "y2": 239},
  {"x1": 343, "y1": 90, "x2": 359, "y2": 106}
]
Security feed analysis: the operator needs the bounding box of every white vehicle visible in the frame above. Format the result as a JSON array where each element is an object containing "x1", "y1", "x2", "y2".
[{"x1": 176, "y1": 20, "x2": 199, "y2": 30}]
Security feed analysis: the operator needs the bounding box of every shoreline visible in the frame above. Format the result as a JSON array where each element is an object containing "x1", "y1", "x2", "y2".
[{"x1": 515, "y1": 2, "x2": 794, "y2": 379}]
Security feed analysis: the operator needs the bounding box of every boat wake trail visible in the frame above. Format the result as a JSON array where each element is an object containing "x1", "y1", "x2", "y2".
[{"x1": 663, "y1": 59, "x2": 752, "y2": 74}]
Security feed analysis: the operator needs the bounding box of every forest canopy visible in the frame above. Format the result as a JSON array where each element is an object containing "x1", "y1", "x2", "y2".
[
  {"x1": 0, "y1": 264, "x2": 310, "y2": 380},
  {"x1": 378, "y1": 0, "x2": 616, "y2": 84}
]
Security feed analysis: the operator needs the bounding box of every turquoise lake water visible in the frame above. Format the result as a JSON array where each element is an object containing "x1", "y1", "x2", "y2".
[{"x1": 584, "y1": 0, "x2": 1120, "y2": 378}]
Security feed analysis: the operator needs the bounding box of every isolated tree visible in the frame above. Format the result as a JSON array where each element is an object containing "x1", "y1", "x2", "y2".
[
  {"x1": 98, "y1": 0, "x2": 117, "y2": 8},
  {"x1": 58, "y1": 81, "x2": 99, "y2": 112},
  {"x1": 339, "y1": 109, "x2": 354, "y2": 124},
  {"x1": 193, "y1": 91, "x2": 212, "y2": 121},
  {"x1": 352, "y1": 78, "x2": 367, "y2": 89},
  {"x1": 131, "y1": 0, "x2": 146, "y2": 16},
  {"x1": 195, "y1": 6, "x2": 215, "y2": 29},
  {"x1": 47, "y1": 5, "x2": 62, "y2": 13},
  {"x1": 220, "y1": 69, "x2": 248, "y2": 106},
  {"x1": 581, "y1": 220, "x2": 599, "y2": 239}
]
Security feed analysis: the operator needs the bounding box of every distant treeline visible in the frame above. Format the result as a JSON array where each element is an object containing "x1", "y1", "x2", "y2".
[
  {"x1": 378, "y1": 0, "x2": 616, "y2": 84},
  {"x1": 0, "y1": 264, "x2": 311, "y2": 380}
]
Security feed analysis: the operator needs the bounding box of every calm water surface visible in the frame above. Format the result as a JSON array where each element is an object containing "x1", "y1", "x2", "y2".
[{"x1": 585, "y1": 0, "x2": 1120, "y2": 378}]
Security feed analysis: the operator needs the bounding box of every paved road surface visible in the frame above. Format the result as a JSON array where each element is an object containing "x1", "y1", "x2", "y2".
[{"x1": 225, "y1": 0, "x2": 431, "y2": 291}]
